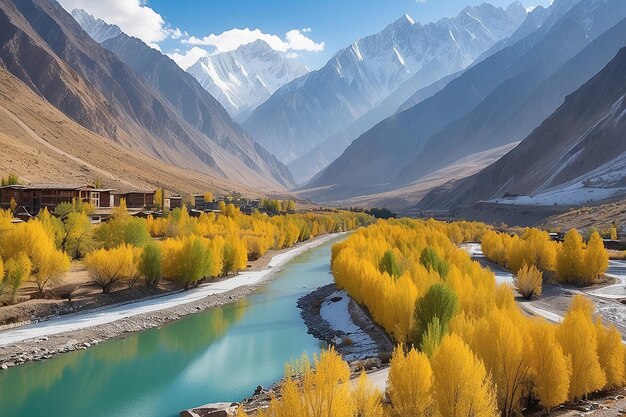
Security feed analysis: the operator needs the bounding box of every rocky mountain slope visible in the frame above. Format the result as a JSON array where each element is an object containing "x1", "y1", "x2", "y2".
[
  {"x1": 287, "y1": 71, "x2": 459, "y2": 184},
  {"x1": 303, "y1": 0, "x2": 626, "y2": 203},
  {"x1": 0, "y1": 65, "x2": 270, "y2": 197},
  {"x1": 187, "y1": 40, "x2": 309, "y2": 121},
  {"x1": 419, "y1": 45, "x2": 626, "y2": 211},
  {"x1": 0, "y1": 0, "x2": 292, "y2": 192},
  {"x1": 244, "y1": 3, "x2": 527, "y2": 165},
  {"x1": 100, "y1": 33, "x2": 293, "y2": 188}
]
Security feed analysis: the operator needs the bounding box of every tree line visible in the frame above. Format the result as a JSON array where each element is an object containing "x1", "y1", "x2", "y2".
[
  {"x1": 325, "y1": 219, "x2": 623, "y2": 416},
  {"x1": 0, "y1": 200, "x2": 373, "y2": 303}
]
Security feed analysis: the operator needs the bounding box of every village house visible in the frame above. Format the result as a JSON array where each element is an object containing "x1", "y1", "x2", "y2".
[
  {"x1": 0, "y1": 184, "x2": 156, "y2": 216},
  {"x1": 113, "y1": 191, "x2": 156, "y2": 210},
  {"x1": 0, "y1": 183, "x2": 114, "y2": 215},
  {"x1": 165, "y1": 196, "x2": 183, "y2": 210}
]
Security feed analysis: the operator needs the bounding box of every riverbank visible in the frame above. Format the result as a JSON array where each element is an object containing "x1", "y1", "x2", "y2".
[
  {"x1": 0, "y1": 232, "x2": 346, "y2": 369},
  {"x1": 297, "y1": 284, "x2": 393, "y2": 362}
]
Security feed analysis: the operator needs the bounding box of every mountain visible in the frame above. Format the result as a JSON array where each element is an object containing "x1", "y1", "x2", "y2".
[
  {"x1": 287, "y1": 71, "x2": 459, "y2": 183},
  {"x1": 0, "y1": 64, "x2": 273, "y2": 198},
  {"x1": 244, "y1": 3, "x2": 527, "y2": 165},
  {"x1": 187, "y1": 40, "x2": 309, "y2": 121},
  {"x1": 99, "y1": 33, "x2": 293, "y2": 187},
  {"x1": 70, "y1": 8, "x2": 121, "y2": 43},
  {"x1": 0, "y1": 0, "x2": 293, "y2": 192},
  {"x1": 303, "y1": 0, "x2": 626, "y2": 204},
  {"x1": 419, "y1": 45, "x2": 626, "y2": 213}
]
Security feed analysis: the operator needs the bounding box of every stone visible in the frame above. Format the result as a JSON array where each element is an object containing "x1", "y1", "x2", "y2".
[
  {"x1": 83, "y1": 342, "x2": 91, "y2": 348},
  {"x1": 1, "y1": 364, "x2": 7, "y2": 370}
]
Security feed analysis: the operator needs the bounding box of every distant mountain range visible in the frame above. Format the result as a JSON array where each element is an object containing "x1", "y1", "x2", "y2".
[
  {"x1": 302, "y1": 0, "x2": 626, "y2": 208},
  {"x1": 0, "y1": 1, "x2": 293, "y2": 193},
  {"x1": 4, "y1": 0, "x2": 626, "y2": 222},
  {"x1": 420, "y1": 42, "x2": 626, "y2": 214},
  {"x1": 244, "y1": 2, "x2": 527, "y2": 177},
  {"x1": 187, "y1": 40, "x2": 309, "y2": 122}
]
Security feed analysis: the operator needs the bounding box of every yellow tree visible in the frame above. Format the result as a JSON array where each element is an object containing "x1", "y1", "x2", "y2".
[
  {"x1": 122, "y1": 245, "x2": 143, "y2": 290},
  {"x1": 260, "y1": 349, "x2": 354, "y2": 417},
  {"x1": 556, "y1": 229, "x2": 584, "y2": 283},
  {"x1": 222, "y1": 236, "x2": 248, "y2": 276},
  {"x1": 470, "y1": 310, "x2": 531, "y2": 417},
  {"x1": 154, "y1": 188, "x2": 164, "y2": 210},
  {"x1": 4, "y1": 253, "x2": 31, "y2": 302},
  {"x1": 431, "y1": 335, "x2": 498, "y2": 417},
  {"x1": 515, "y1": 263, "x2": 542, "y2": 300},
  {"x1": 595, "y1": 319, "x2": 625, "y2": 389},
  {"x1": 203, "y1": 192, "x2": 214, "y2": 203},
  {"x1": 583, "y1": 232, "x2": 608, "y2": 284},
  {"x1": 352, "y1": 371, "x2": 384, "y2": 417},
  {"x1": 387, "y1": 346, "x2": 434, "y2": 417},
  {"x1": 62, "y1": 211, "x2": 93, "y2": 259},
  {"x1": 37, "y1": 207, "x2": 64, "y2": 248},
  {"x1": 557, "y1": 296, "x2": 606, "y2": 400},
  {"x1": 5, "y1": 220, "x2": 70, "y2": 293},
  {"x1": 84, "y1": 245, "x2": 135, "y2": 293},
  {"x1": 528, "y1": 319, "x2": 571, "y2": 412}
]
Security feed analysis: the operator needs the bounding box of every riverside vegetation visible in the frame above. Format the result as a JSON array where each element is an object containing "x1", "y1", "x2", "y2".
[
  {"x1": 0, "y1": 199, "x2": 373, "y2": 304},
  {"x1": 238, "y1": 219, "x2": 621, "y2": 417}
]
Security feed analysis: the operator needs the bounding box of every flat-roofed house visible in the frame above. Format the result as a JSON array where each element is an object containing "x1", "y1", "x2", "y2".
[
  {"x1": 0, "y1": 184, "x2": 114, "y2": 214},
  {"x1": 113, "y1": 191, "x2": 156, "y2": 210}
]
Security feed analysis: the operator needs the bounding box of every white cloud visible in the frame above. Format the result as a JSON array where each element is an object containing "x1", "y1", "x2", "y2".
[
  {"x1": 285, "y1": 29, "x2": 324, "y2": 52},
  {"x1": 183, "y1": 27, "x2": 325, "y2": 53},
  {"x1": 57, "y1": 0, "x2": 182, "y2": 45},
  {"x1": 166, "y1": 46, "x2": 210, "y2": 70}
]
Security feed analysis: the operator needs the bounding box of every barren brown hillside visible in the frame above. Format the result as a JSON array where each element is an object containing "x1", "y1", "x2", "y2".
[{"x1": 0, "y1": 66, "x2": 281, "y2": 197}]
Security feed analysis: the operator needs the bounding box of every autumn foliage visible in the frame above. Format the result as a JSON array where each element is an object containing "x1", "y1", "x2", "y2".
[
  {"x1": 0, "y1": 204, "x2": 371, "y2": 302},
  {"x1": 482, "y1": 227, "x2": 608, "y2": 285},
  {"x1": 330, "y1": 219, "x2": 625, "y2": 415}
]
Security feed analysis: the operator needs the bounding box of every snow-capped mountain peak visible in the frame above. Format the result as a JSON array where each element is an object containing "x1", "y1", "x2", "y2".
[
  {"x1": 71, "y1": 9, "x2": 122, "y2": 43},
  {"x1": 244, "y1": 3, "x2": 527, "y2": 167},
  {"x1": 187, "y1": 40, "x2": 309, "y2": 121}
]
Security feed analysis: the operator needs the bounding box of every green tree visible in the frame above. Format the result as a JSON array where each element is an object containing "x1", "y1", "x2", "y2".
[
  {"x1": 62, "y1": 212, "x2": 93, "y2": 259},
  {"x1": 379, "y1": 249, "x2": 401, "y2": 278},
  {"x1": 420, "y1": 317, "x2": 445, "y2": 358},
  {"x1": 140, "y1": 242, "x2": 163, "y2": 288},
  {"x1": 419, "y1": 246, "x2": 449, "y2": 278},
  {"x1": 178, "y1": 237, "x2": 213, "y2": 289},
  {"x1": 413, "y1": 283, "x2": 459, "y2": 349}
]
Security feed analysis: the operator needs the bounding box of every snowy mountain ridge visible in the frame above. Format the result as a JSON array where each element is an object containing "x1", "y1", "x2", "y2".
[
  {"x1": 71, "y1": 9, "x2": 122, "y2": 43},
  {"x1": 187, "y1": 40, "x2": 309, "y2": 121},
  {"x1": 243, "y1": 2, "x2": 527, "y2": 166}
]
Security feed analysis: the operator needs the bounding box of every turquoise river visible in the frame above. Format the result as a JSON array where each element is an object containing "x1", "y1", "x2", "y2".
[{"x1": 0, "y1": 236, "x2": 343, "y2": 417}]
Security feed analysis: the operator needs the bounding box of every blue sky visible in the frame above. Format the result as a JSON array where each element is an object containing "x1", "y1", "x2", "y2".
[{"x1": 59, "y1": 0, "x2": 552, "y2": 69}]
